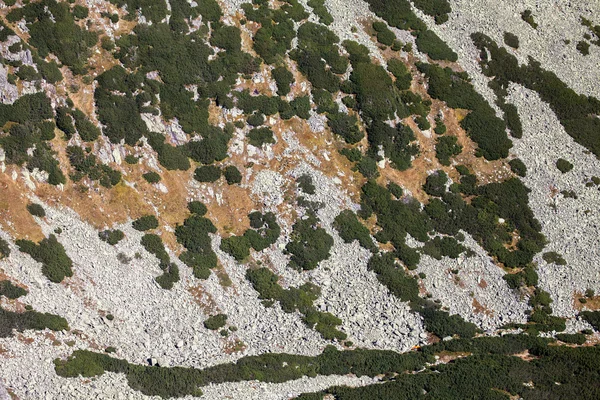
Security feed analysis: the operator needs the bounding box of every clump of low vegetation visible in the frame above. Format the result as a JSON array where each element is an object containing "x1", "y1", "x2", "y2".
[
  {"x1": 176, "y1": 204, "x2": 218, "y2": 279},
  {"x1": 333, "y1": 210, "x2": 375, "y2": 251},
  {"x1": 0, "y1": 280, "x2": 28, "y2": 299},
  {"x1": 509, "y1": 158, "x2": 527, "y2": 177},
  {"x1": 285, "y1": 214, "x2": 334, "y2": 271},
  {"x1": 521, "y1": 9, "x2": 538, "y2": 29},
  {"x1": 0, "y1": 238, "x2": 10, "y2": 259},
  {"x1": 247, "y1": 267, "x2": 346, "y2": 340},
  {"x1": 27, "y1": 203, "x2": 46, "y2": 218},
  {"x1": 542, "y1": 251, "x2": 567, "y2": 265},
  {"x1": 435, "y1": 136, "x2": 462, "y2": 166},
  {"x1": 16, "y1": 235, "x2": 73, "y2": 283},
  {"x1": 99, "y1": 229, "x2": 125, "y2": 245},
  {"x1": 297, "y1": 174, "x2": 316, "y2": 195},
  {"x1": 132, "y1": 215, "x2": 159, "y2": 231},
  {"x1": 142, "y1": 172, "x2": 161, "y2": 184},
  {"x1": 503, "y1": 32, "x2": 519, "y2": 49},
  {"x1": 204, "y1": 314, "x2": 227, "y2": 330},
  {"x1": 223, "y1": 166, "x2": 242, "y2": 185},
  {"x1": 556, "y1": 158, "x2": 574, "y2": 173}
]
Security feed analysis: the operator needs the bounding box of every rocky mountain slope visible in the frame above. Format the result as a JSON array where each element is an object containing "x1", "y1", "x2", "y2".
[{"x1": 0, "y1": 0, "x2": 599, "y2": 398}]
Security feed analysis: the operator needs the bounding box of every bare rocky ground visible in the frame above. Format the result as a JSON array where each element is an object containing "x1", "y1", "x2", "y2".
[
  {"x1": 507, "y1": 85, "x2": 600, "y2": 320},
  {"x1": 0, "y1": 0, "x2": 599, "y2": 398}
]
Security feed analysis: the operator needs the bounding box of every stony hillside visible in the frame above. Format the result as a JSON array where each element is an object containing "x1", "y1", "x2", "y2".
[{"x1": 0, "y1": 0, "x2": 599, "y2": 398}]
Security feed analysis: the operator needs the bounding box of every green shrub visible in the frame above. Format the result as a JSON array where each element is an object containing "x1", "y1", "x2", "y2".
[
  {"x1": 387, "y1": 182, "x2": 404, "y2": 199},
  {"x1": 16, "y1": 65, "x2": 40, "y2": 81},
  {"x1": 0, "y1": 238, "x2": 10, "y2": 259},
  {"x1": 124, "y1": 155, "x2": 139, "y2": 164},
  {"x1": 420, "y1": 307, "x2": 477, "y2": 338},
  {"x1": 8, "y1": 0, "x2": 98, "y2": 74},
  {"x1": 188, "y1": 201, "x2": 208, "y2": 216},
  {"x1": 307, "y1": 0, "x2": 333, "y2": 25},
  {"x1": 27, "y1": 203, "x2": 46, "y2": 218},
  {"x1": 272, "y1": 66, "x2": 294, "y2": 96},
  {"x1": 0, "y1": 281, "x2": 28, "y2": 299},
  {"x1": 247, "y1": 127, "x2": 275, "y2": 147},
  {"x1": 422, "y1": 236, "x2": 465, "y2": 259},
  {"x1": 247, "y1": 113, "x2": 265, "y2": 127},
  {"x1": 66, "y1": 146, "x2": 122, "y2": 187},
  {"x1": 503, "y1": 32, "x2": 519, "y2": 49},
  {"x1": 415, "y1": 30, "x2": 458, "y2": 62},
  {"x1": 297, "y1": 174, "x2": 316, "y2": 195},
  {"x1": 435, "y1": 136, "x2": 462, "y2": 166},
  {"x1": 286, "y1": 214, "x2": 334, "y2": 271},
  {"x1": 246, "y1": 267, "x2": 345, "y2": 340},
  {"x1": 471, "y1": 33, "x2": 600, "y2": 157},
  {"x1": 313, "y1": 89, "x2": 338, "y2": 114},
  {"x1": 577, "y1": 41, "x2": 590, "y2": 56},
  {"x1": 423, "y1": 170, "x2": 448, "y2": 197},
  {"x1": 16, "y1": 235, "x2": 73, "y2": 283},
  {"x1": 132, "y1": 215, "x2": 159, "y2": 231},
  {"x1": 387, "y1": 59, "x2": 412, "y2": 90},
  {"x1": 142, "y1": 172, "x2": 161, "y2": 184},
  {"x1": 509, "y1": 158, "x2": 527, "y2": 177},
  {"x1": 581, "y1": 311, "x2": 600, "y2": 330},
  {"x1": 356, "y1": 156, "x2": 380, "y2": 179},
  {"x1": 99, "y1": 229, "x2": 125, "y2": 245},
  {"x1": 145, "y1": 132, "x2": 191, "y2": 171},
  {"x1": 555, "y1": 333, "x2": 586, "y2": 345},
  {"x1": 556, "y1": 158, "x2": 573, "y2": 173},
  {"x1": 141, "y1": 234, "x2": 170, "y2": 266},
  {"x1": 220, "y1": 236, "x2": 251, "y2": 261},
  {"x1": 175, "y1": 214, "x2": 218, "y2": 279},
  {"x1": 372, "y1": 21, "x2": 395, "y2": 46},
  {"x1": 71, "y1": 109, "x2": 100, "y2": 142},
  {"x1": 542, "y1": 251, "x2": 567, "y2": 265},
  {"x1": 339, "y1": 148, "x2": 362, "y2": 163},
  {"x1": 223, "y1": 166, "x2": 242, "y2": 185},
  {"x1": 327, "y1": 112, "x2": 363, "y2": 144},
  {"x1": 416, "y1": 62, "x2": 512, "y2": 161},
  {"x1": 204, "y1": 314, "x2": 227, "y2": 330},
  {"x1": 521, "y1": 10, "x2": 538, "y2": 29},
  {"x1": 367, "y1": 253, "x2": 419, "y2": 303},
  {"x1": 333, "y1": 210, "x2": 375, "y2": 251},
  {"x1": 1, "y1": 308, "x2": 69, "y2": 338},
  {"x1": 194, "y1": 166, "x2": 221, "y2": 183}
]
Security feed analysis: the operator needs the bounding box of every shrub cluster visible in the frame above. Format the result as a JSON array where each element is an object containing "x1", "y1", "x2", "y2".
[
  {"x1": 16, "y1": 235, "x2": 73, "y2": 283},
  {"x1": 7, "y1": 0, "x2": 98, "y2": 74},
  {"x1": 132, "y1": 215, "x2": 159, "y2": 231},
  {"x1": 472, "y1": 32, "x2": 600, "y2": 157},
  {"x1": 435, "y1": 136, "x2": 462, "y2": 166},
  {"x1": 556, "y1": 158, "x2": 574, "y2": 173},
  {"x1": 56, "y1": 328, "x2": 600, "y2": 400},
  {"x1": 204, "y1": 314, "x2": 227, "y2": 330},
  {"x1": 0, "y1": 280, "x2": 28, "y2": 299},
  {"x1": 417, "y1": 62, "x2": 512, "y2": 160},
  {"x1": 220, "y1": 212, "x2": 281, "y2": 261},
  {"x1": 27, "y1": 203, "x2": 46, "y2": 218},
  {"x1": 141, "y1": 234, "x2": 179, "y2": 289},
  {"x1": 175, "y1": 207, "x2": 218, "y2": 279},
  {"x1": 67, "y1": 146, "x2": 121, "y2": 188},
  {"x1": 247, "y1": 267, "x2": 346, "y2": 340},
  {"x1": 285, "y1": 214, "x2": 334, "y2": 271},
  {"x1": 333, "y1": 210, "x2": 375, "y2": 251},
  {"x1": 1, "y1": 307, "x2": 68, "y2": 338},
  {"x1": 0, "y1": 238, "x2": 10, "y2": 259},
  {"x1": 142, "y1": 172, "x2": 161, "y2": 184},
  {"x1": 99, "y1": 229, "x2": 125, "y2": 246},
  {"x1": 509, "y1": 158, "x2": 527, "y2": 177}
]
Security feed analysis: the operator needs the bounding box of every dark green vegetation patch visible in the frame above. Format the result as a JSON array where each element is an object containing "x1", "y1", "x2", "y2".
[{"x1": 16, "y1": 235, "x2": 73, "y2": 283}]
